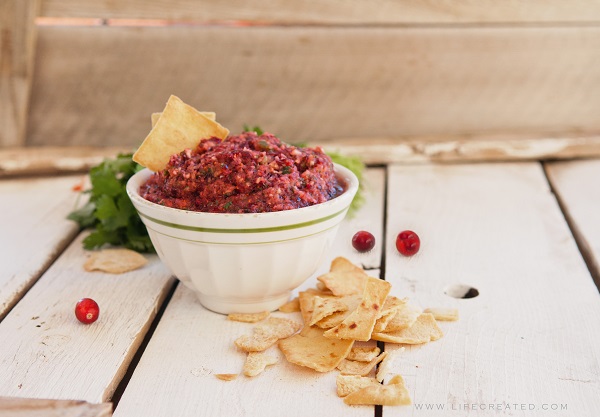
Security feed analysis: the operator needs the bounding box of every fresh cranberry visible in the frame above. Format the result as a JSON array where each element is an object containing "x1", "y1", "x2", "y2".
[
  {"x1": 352, "y1": 231, "x2": 376, "y2": 252},
  {"x1": 75, "y1": 298, "x2": 99, "y2": 324},
  {"x1": 396, "y1": 230, "x2": 420, "y2": 256}
]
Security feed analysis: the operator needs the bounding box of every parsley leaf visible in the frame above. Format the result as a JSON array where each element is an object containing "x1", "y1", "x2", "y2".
[
  {"x1": 243, "y1": 125, "x2": 264, "y2": 135},
  {"x1": 68, "y1": 153, "x2": 155, "y2": 253},
  {"x1": 326, "y1": 151, "x2": 366, "y2": 216}
]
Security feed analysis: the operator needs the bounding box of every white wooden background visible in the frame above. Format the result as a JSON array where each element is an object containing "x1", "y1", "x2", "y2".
[{"x1": 0, "y1": 162, "x2": 599, "y2": 416}]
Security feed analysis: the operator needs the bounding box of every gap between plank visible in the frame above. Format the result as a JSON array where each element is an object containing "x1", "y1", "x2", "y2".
[
  {"x1": 35, "y1": 17, "x2": 600, "y2": 29},
  {"x1": 111, "y1": 279, "x2": 179, "y2": 411},
  {"x1": 374, "y1": 165, "x2": 389, "y2": 417},
  {"x1": 542, "y1": 163, "x2": 600, "y2": 290}
]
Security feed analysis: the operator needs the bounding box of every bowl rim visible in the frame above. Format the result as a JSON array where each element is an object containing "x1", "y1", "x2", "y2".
[{"x1": 126, "y1": 162, "x2": 359, "y2": 220}]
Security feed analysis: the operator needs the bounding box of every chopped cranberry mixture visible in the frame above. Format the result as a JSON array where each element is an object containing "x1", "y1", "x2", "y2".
[{"x1": 140, "y1": 132, "x2": 343, "y2": 213}]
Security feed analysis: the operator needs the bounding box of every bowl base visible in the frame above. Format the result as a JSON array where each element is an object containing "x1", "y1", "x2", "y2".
[{"x1": 196, "y1": 292, "x2": 291, "y2": 315}]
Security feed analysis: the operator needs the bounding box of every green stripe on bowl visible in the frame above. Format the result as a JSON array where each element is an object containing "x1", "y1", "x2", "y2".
[
  {"x1": 138, "y1": 208, "x2": 347, "y2": 234},
  {"x1": 146, "y1": 223, "x2": 339, "y2": 245}
]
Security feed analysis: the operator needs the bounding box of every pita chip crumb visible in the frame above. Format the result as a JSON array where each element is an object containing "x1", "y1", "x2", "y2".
[
  {"x1": 215, "y1": 373, "x2": 238, "y2": 381},
  {"x1": 376, "y1": 347, "x2": 404, "y2": 383},
  {"x1": 336, "y1": 375, "x2": 381, "y2": 397},
  {"x1": 372, "y1": 313, "x2": 443, "y2": 344},
  {"x1": 227, "y1": 311, "x2": 270, "y2": 323},
  {"x1": 243, "y1": 351, "x2": 278, "y2": 377},
  {"x1": 424, "y1": 307, "x2": 459, "y2": 321},
  {"x1": 235, "y1": 317, "x2": 301, "y2": 352},
  {"x1": 344, "y1": 375, "x2": 411, "y2": 406}
]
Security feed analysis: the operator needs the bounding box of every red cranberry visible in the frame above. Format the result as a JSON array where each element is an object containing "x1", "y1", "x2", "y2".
[
  {"x1": 352, "y1": 231, "x2": 376, "y2": 252},
  {"x1": 396, "y1": 230, "x2": 420, "y2": 256},
  {"x1": 75, "y1": 298, "x2": 99, "y2": 324}
]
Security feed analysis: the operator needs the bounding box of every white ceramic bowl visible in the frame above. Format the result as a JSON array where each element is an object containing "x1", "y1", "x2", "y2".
[{"x1": 126, "y1": 164, "x2": 359, "y2": 314}]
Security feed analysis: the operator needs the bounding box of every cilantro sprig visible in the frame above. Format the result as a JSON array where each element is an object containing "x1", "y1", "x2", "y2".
[{"x1": 67, "y1": 153, "x2": 154, "y2": 252}]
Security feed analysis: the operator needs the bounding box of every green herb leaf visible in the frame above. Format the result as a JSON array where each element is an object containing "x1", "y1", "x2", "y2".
[
  {"x1": 67, "y1": 153, "x2": 155, "y2": 253},
  {"x1": 243, "y1": 125, "x2": 264, "y2": 135},
  {"x1": 67, "y1": 201, "x2": 96, "y2": 228},
  {"x1": 327, "y1": 151, "x2": 366, "y2": 216}
]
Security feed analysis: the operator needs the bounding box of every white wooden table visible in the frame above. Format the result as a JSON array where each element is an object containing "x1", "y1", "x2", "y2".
[{"x1": 1, "y1": 161, "x2": 599, "y2": 416}]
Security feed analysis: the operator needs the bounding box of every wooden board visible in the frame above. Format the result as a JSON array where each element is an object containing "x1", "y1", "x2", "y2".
[
  {"x1": 545, "y1": 159, "x2": 600, "y2": 287},
  {"x1": 382, "y1": 163, "x2": 600, "y2": 415},
  {"x1": 0, "y1": 233, "x2": 174, "y2": 403},
  {"x1": 39, "y1": 0, "x2": 600, "y2": 24},
  {"x1": 6, "y1": 139, "x2": 600, "y2": 178},
  {"x1": 26, "y1": 25, "x2": 600, "y2": 147},
  {"x1": 0, "y1": 397, "x2": 112, "y2": 417},
  {"x1": 0, "y1": 175, "x2": 80, "y2": 320},
  {"x1": 0, "y1": 0, "x2": 40, "y2": 147},
  {"x1": 112, "y1": 168, "x2": 385, "y2": 417},
  {"x1": 0, "y1": 146, "x2": 128, "y2": 178},
  {"x1": 322, "y1": 133, "x2": 600, "y2": 165}
]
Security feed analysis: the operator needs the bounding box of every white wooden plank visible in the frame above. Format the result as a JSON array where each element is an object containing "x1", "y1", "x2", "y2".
[
  {"x1": 545, "y1": 159, "x2": 600, "y2": 286},
  {"x1": 382, "y1": 163, "x2": 600, "y2": 416},
  {"x1": 0, "y1": 175, "x2": 81, "y2": 320},
  {"x1": 113, "y1": 168, "x2": 385, "y2": 417},
  {"x1": 0, "y1": 233, "x2": 174, "y2": 403}
]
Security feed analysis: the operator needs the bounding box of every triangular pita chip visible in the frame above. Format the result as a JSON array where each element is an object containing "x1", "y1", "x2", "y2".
[
  {"x1": 133, "y1": 95, "x2": 229, "y2": 172},
  {"x1": 317, "y1": 257, "x2": 369, "y2": 296},
  {"x1": 234, "y1": 317, "x2": 301, "y2": 352},
  {"x1": 346, "y1": 346, "x2": 381, "y2": 362},
  {"x1": 324, "y1": 277, "x2": 391, "y2": 341},
  {"x1": 278, "y1": 297, "x2": 301, "y2": 313},
  {"x1": 336, "y1": 375, "x2": 381, "y2": 397},
  {"x1": 338, "y1": 351, "x2": 387, "y2": 376},
  {"x1": 84, "y1": 248, "x2": 147, "y2": 274},
  {"x1": 371, "y1": 313, "x2": 443, "y2": 344},
  {"x1": 278, "y1": 326, "x2": 354, "y2": 372},
  {"x1": 380, "y1": 303, "x2": 422, "y2": 333},
  {"x1": 373, "y1": 296, "x2": 407, "y2": 333},
  {"x1": 151, "y1": 110, "x2": 216, "y2": 128},
  {"x1": 309, "y1": 296, "x2": 348, "y2": 326},
  {"x1": 344, "y1": 375, "x2": 411, "y2": 406},
  {"x1": 314, "y1": 295, "x2": 362, "y2": 329}
]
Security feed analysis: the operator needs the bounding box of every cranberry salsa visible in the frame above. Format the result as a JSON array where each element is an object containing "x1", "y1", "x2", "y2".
[{"x1": 140, "y1": 132, "x2": 344, "y2": 213}]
